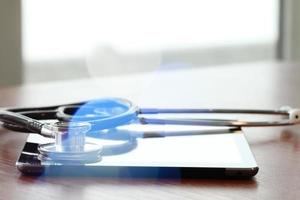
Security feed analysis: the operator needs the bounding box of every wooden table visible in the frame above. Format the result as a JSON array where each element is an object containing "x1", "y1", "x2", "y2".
[{"x1": 1, "y1": 62, "x2": 300, "y2": 200}]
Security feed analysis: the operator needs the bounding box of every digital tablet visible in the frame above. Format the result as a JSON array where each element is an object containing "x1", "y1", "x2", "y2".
[{"x1": 16, "y1": 125, "x2": 258, "y2": 178}]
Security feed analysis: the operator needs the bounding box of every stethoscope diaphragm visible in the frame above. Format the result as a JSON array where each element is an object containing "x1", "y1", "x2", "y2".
[
  {"x1": 37, "y1": 121, "x2": 103, "y2": 164},
  {"x1": 38, "y1": 142, "x2": 102, "y2": 164}
]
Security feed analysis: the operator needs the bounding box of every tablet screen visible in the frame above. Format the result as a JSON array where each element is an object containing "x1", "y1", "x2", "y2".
[{"x1": 24, "y1": 125, "x2": 257, "y2": 169}]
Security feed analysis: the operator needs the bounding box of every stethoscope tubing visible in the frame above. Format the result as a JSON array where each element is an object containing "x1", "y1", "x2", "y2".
[
  {"x1": 138, "y1": 107, "x2": 294, "y2": 127},
  {"x1": 1, "y1": 99, "x2": 299, "y2": 137},
  {"x1": 138, "y1": 117, "x2": 294, "y2": 127},
  {"x1": 139, "y1": 108, "x2": 289, "y2": 115},
  {"x1": 1, "y1": 98, "x2": 299, "y2": 165},
  {"x1": 2, "y1": 98, "x2": 298, "y2": 164}
]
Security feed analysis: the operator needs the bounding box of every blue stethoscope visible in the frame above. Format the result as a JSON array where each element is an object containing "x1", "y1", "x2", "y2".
[{"x1": 1, "y1": 97, "x2": 300, "y2": 163}]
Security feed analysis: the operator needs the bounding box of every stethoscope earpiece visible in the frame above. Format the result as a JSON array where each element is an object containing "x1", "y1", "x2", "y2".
[
  {"x1": 279, "y1": 106, "x2": 300, "y2": 124},
  {"x1": 288, "y1": 109, "x2": 300, "y2": 123}
]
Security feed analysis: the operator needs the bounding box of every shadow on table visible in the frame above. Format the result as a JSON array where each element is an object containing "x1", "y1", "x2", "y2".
[{"x1": 249, "y1": 127, "x2": 300, "y2": 150}]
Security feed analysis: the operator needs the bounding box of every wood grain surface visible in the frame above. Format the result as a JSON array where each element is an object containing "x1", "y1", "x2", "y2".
[{"x1": 1, "y1": 62, "x2": 300, "y2": 200}]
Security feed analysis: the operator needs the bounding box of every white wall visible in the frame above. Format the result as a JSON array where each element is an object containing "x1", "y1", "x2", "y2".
[
  {"x1": 279, "y1": 0, "x2": 300, "y2": 61},
  {"x1": 0, "y1": 0, "x2": 22, "y2": 86},
  {"x1": 21, "y1": 0, "x2": 279, "y2": 83}
]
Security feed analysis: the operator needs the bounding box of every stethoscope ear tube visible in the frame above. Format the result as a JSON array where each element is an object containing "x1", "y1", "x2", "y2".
[
  {"x1": 138, "y1": 108, "x2": 300, "y2": 127},
  {"x1": 138, "y1": 117, "x2": 297, "y2": 127}
]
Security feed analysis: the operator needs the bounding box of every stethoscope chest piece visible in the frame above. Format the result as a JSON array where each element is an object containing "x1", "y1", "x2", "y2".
[{"x1": 37, "y1": 122, "x2": 102, "y2": 164}]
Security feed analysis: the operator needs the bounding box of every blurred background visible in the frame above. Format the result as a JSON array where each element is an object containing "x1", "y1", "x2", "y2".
[{"x1": 0, "y1": 0, "x2": 299, "y2": 86}]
